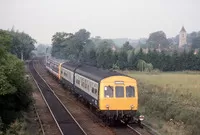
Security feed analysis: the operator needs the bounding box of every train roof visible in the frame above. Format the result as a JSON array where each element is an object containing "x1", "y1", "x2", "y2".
[
  {"x1": 47, "y1": 58, "x2": 67, "y2": 64},
  {"x1": 62, "y1": 62, "x2": 127, "y2": 82},
  {"x1": 62, "y1": 62, "x2": 79, "y2": 71}
]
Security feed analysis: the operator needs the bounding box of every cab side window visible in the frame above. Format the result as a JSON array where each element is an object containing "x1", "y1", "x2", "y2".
[
  {"x1": 126, "y1": 86, "x2": 135, "y2": 97},
  {"x1": 104, "y1": 86, "x2": 113, "y2": 98},
  {"x1": 115, "y1": 86, "x2": 124, "y2": 97}
]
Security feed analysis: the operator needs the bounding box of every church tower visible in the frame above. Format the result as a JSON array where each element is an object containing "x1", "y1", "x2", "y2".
[{"x1": 179, "y1": 26, "x2": 187, "y2": 48}]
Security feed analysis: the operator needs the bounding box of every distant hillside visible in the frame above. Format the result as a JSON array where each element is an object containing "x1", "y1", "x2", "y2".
[{"x1": 112, "y1": 38, "x2": 139, "y2": 47}]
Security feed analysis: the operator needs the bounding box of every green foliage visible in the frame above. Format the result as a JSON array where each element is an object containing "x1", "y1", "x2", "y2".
[
  {"x1": 127, "y1": 50, "x2": 136, "y2": 69},
  {"x1": 0, "y1": 66, "x2": 17, "y2": 95},
  {"x1": 192, "y1": 36, "x2": 200, "y2": 49},
  {"x1": 51, "y1": 29, "x2": 91, "y2": 61},
  {"x1": 0, "y1": 53, "x2": 32, "y2": 125},
  {"x1": 137, "y1": 59, "x2": 146, "y2": 71},
  {"x1": 145, "y1": 63, "x2": 153, "y2": 72},
  {"x1": 117, "y1": 50, "x2": 128, "y2": 70},
  {"x1": 95, "y1": 39, "x2": 115, "y2": 53},
  {"x1": 137, "y1": 81, "x2": 200, "y2": 135},
  {"x1": 9, "y1": 29, "x2": 36, "y2": 60},
  {"x1": 0, "y1": 29, "x2": 32, "y2": 131},
  {"x1": 96, "y1": 48, "x2": 113, "y2": 69},
  {"x1": 2, "y1": 119, "x2": 28, "y2": 135},
  {"x1": 95, "y1": 39, "x2": 117, "y2": 69},
  {"x1": 121, "y1": 41, "x2": 133, "y2": 52},
  {"x1": 147, "y1": 31, "x2": 169, "y2": 49},
  {"x1": 136, "y1": 59, "x2": 153, "y2": 72},
  {"x1": 51, "y1": 32, "x2": 72, "y2": 58},
  {"x1": 112, "y1": 63, "x2": 120, "y2": 70},
  {"x1": 0, "y1": 29, "x2": 36, "y2": 60},
  {"x1": 0, "y1": 30, "x2": 12, "y2": 51},
  {"x1": 50, "y1": 29, "x2": 200, "y2": 72}
]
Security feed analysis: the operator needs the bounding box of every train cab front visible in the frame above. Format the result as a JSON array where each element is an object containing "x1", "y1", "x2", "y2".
[{"x1": 99, "y1": 76, "x2": 144, "y2": 125}]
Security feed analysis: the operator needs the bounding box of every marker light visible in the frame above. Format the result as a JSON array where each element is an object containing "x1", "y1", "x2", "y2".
[
  {"x1": 106, "y1": 104, "x2": 110, "y2": 110},
  {"x1": 106, "y1": 104, "x2": 109, "y2": 108},
  {"x1": 139, "y1": 115, "x2": 144, "y2": 121},
  {"x1": 130, "y1": 105, "x2": 134, "y2": 110}
]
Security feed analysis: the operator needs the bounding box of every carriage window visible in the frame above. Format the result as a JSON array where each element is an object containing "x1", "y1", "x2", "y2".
[
  {"x1": 104, "y1": 86, "x2": 113, "y2": 98},
  {"x1": 94, "y1": 89, "x2": 97, "y2": 94},
  {"x1": 115, "y1": 86, "x2": 124, "y2": 97},
  {"x1": 126, "y1": 86, "x2": 135, "y2": 97},
  {"x1": 92, "y1": 88, "x2": 95, "y2": 93},
  {"x1": 76, "y1": 79, "x2": 80, "y2": 85},
  {"x1": 64, "y1": 72, "x2": 67, "y2": 77},
  {"x1": 81, "y1": 81, "x2": 84, "y2": 87}
]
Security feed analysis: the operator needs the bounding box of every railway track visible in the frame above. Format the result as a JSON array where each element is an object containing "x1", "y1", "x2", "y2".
[{"x1": 29, "y1": 60, "x2": 87, "y2": 135}]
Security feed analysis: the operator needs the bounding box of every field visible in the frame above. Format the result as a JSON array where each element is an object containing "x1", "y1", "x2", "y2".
[
  {"x1": 129, "y1": 71, "x2": 200, "y2": 98},
  {"x1": 124, "y1": 71, "x2": 200, "y2": 135}
]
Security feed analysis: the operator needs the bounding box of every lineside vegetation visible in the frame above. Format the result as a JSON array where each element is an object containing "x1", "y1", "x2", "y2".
[
  {"x1": 0, "y1": 29, "x2": 35, "y2": 134},
  {"x1": 127, "y1": 71, "x2": 200, "y2": 135}
]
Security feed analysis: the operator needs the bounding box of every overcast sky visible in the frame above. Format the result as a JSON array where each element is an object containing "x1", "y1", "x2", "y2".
[{"x1": 0, "y1": 0, "x2": 199, "y2": 44}]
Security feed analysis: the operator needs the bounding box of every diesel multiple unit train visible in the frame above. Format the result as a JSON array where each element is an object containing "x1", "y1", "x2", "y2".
[{"x1": 45, "y1": 58, "x2": 144, "y2": 125}]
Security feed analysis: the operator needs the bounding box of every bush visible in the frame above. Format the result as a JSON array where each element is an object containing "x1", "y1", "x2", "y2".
[
  {"x1": 3, "y1": 119, "x2": 28, "y2": 135},
  {"x1": 112, "y1": 63, "x2": 120, "y2": 70}
]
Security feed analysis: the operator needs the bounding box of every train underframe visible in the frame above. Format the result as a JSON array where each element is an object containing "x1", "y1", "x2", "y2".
[
  {"x1": 74, "y1": 92, "x2": 143, "y2": 127},
  {"x1": 99, "y1": 110, "x2": 142, "y2": 126}
]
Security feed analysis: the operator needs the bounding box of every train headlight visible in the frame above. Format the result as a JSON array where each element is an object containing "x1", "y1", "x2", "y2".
[
  {"x1": 106, "y1": 104, "x2": 109, "y2": 110},
  {"x1": 130, "y1": 105, "x2": 134, "y2": 110},
  {"x1": 139, "y1": 115, "x2": 144, "y2": 121}
]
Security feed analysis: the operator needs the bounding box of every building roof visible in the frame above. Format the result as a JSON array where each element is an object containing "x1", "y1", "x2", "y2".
[{"x1": 180, "y1": 26, "x2": 186, "y2": 32}]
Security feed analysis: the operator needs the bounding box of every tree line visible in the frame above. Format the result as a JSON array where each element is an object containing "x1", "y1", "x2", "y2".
[
  {"x1": 0, "y1": 29, "x2": 35, "y2": 133},
  {"x1": 51, "y1": 29, "x2": 200, "y2": 71}
]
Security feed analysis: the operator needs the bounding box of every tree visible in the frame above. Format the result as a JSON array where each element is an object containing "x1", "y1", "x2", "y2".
[
  {"x1": 159, "y1": 51, "x2": 169, "y2": 71},
  {"x1": 137, "y1": 59, "x2": 146, "y2": 71},
  {"x1": 36, "y1": 44, "x2": 49, "y2": 56},
  {"x1": 68, "y1": 29, "x2": 91, "y2": 60},
  {"x1": 0, "y1": 30, "x2": 11, "y2": 51},
  {"x1": 8, "y1": 30, "x2": 36, "y2": 60},
  {"x1": 192, "y1": 36, "x2": 200, "y2": 49},
  {"x1": 146, "y1": 63, "x2": 153, "y2": 72},
  {"x1": 117, "y1": 50, "x2": 128, "y2": 70},
  {"x1": 147, "y1": 31, "x2": 169, "y2": 49},
  {"x1": 121, "y1": 41, "x2": 133, "y2": 52},
  {"x1": 187, "y1": 31, "x2": 198, "y2": 44},
  {"x1": 146, "y1": 49, "x2": 160, "y2": 69},
  {"x1": 51, "y1": 32, "x2": 72, "y2": 58},
  {"x1": 0, "y1": 53, "x2": 32, "y2": 126},
  {"x1": 0, "y1": 29, "x2": 32, "y2": 129},
  {"x1": 127, "y1": 50, "x2": 136, "y2": 69},
  {"x1": 96, "y1": 40, "x2": 114, "y2": 53},
  {"x1": 52, "y1": 32, "x2": 72, "y2": 46},
  {"x1": 88, "y1": 48, "x2": 97, "y2": 66},
  {"x1": 51, "y1": 29, "x2": 93, "y2": 61}
]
